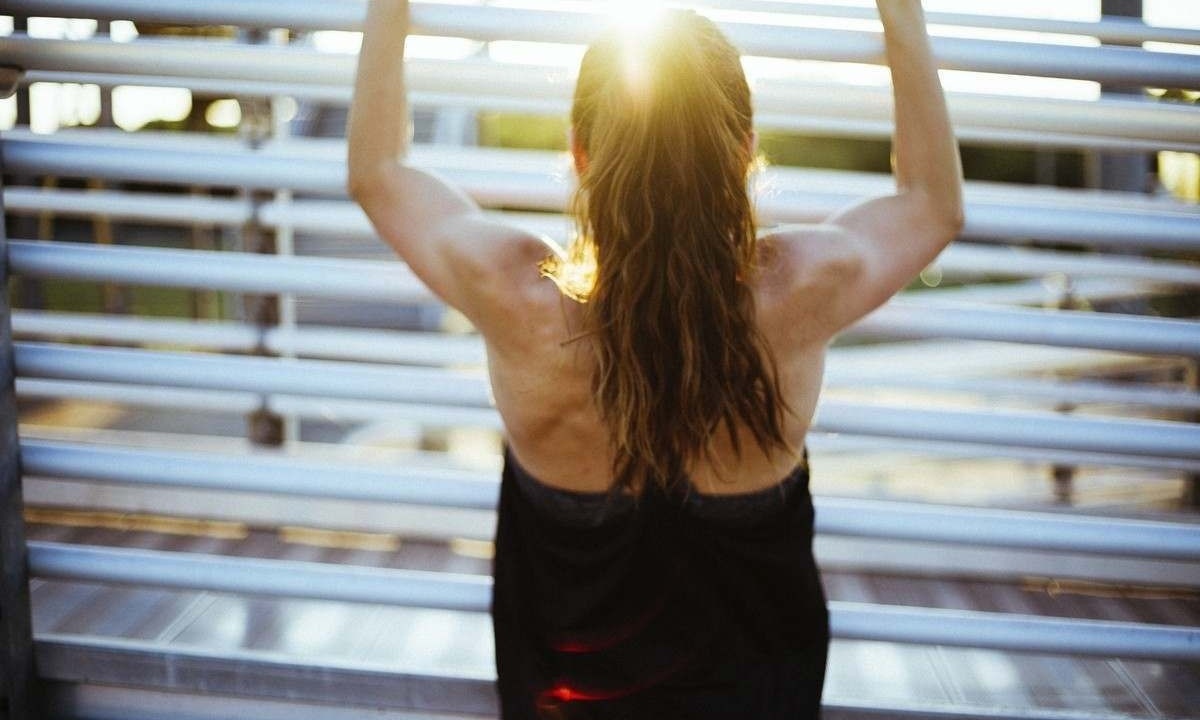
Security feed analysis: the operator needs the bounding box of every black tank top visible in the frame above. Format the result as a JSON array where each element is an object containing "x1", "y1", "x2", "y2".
[{"x1": 491, "y1": 445, "x2": 829, "y2": 719}]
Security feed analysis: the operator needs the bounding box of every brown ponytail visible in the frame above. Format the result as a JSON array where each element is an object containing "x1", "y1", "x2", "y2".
[{"x1": 541, "y1": 10, "x2": 793, "y2": 493}]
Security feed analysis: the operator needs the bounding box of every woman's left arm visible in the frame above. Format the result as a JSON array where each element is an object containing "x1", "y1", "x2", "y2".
[{"x1": 347, "y1": 0, "x2": 540, "y2": 321}]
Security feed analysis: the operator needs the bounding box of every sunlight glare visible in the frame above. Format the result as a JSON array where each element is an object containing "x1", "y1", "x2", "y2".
[
  {"x1": 606, "y1": 0, "x2": 667, "y2": 40},
  {"x1": 604, "y1": 0, "x2": 669, "y2": 105}
]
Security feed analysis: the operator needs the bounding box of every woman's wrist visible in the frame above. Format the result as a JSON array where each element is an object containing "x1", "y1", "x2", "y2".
[{"x1": 875, "y1": 0, "x2": 926, "y2": 25}]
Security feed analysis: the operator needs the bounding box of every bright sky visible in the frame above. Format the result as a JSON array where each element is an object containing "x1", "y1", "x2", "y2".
[{"x1": 1, "y1": 1, "x2": 1197, "y2": 133}]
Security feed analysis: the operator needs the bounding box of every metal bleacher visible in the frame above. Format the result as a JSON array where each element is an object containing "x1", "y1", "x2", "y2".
[{"x1": 1, "y1": 1, "x2": 1199, "y2": 718}]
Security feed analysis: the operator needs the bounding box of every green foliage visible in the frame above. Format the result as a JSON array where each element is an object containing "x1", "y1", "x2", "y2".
[
  {"x1": 477, "y1": 113, "x2": 569, "y2": 151},
  {"x1": 757, "y1": 132, "x2": 891, "y2": 173}
]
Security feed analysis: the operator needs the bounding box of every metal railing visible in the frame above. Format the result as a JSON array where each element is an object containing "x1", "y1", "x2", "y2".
[
  {"x1": 6, "y1": 40, "x2": 1200, "y2": 153},
  {"x1": 25, "y1": 541, "x2": 1200, "y2": 661},
  {"x1": 6, "y1": 0, "x2": 1200, "y2": 87},
  {"x1": 3, "y1": 2, "x2": 1199, "y2": 717},
  {"x1": 8, "y1": 240, "x2": 1200, "y2": 355},
  {"x1": 18, "y1": 439, "x2": 1200, "y2": 561},
  {"x1": 6, "y1": 131, "x2": 1200, "y2": 251}
]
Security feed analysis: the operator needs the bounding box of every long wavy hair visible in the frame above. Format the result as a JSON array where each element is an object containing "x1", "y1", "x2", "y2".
[{"x1": 540, "y1": 10, "x2": 793, "y2": 494}]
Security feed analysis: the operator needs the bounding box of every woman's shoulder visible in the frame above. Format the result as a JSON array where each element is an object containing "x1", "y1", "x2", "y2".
[
  {"x1": 758, "y1": 225, "x2": 862, "y2": 291},
  {"x1": 754, "y1": 225, "x2": 865, "y2": 345},
  {"x1": 461, "y1": 229, "x2": 565, "y2": 333}
]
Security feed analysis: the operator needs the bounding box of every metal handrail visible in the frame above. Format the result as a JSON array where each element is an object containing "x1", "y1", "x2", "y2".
[
  {"x1": 16, "y1": 384, "x2": 1200, "y2": 472},
  {"x1": 6, "y1": 133, "x2": 1198, "y2": 250},
  {"x1": 17, "y1": 76, "x2": 1192, "y2": 155},
  {"x1": 4, "y1": 0, "x2": 1199, "y2": 707},
  {"x1": 14, "y1": 343, "x2": 1200, "y2": 461},
  {"x1": 7, "y1": 187, "x2": 1200, "y2": 285},
  {"x1": 19, "y1": 439, "x2": 1200, "y2": 561},
  {"x1": 5, "y1": 1, "x2": 1200, "y2": 86},
  {"x1": 19, "y1": 68, "x2": 1200, "y2": 154},
  {"x1": 13, "y1": 310, "x2": 1200, "y2": 411},
  {"x1": 17, "y1": 0, "x2": 1200, "y2": 46},
  {"x1": 26, "y1": 541, "x2": 1200, "y2": 660},
  {"x1": 9, "y1": 241, "x2": 1199, "y2": 356},
  {"x1": 8, "y1": 44, "x2": 1200, "y2": 151},
  {"x1": 709, "y1": 0, "x2": 1200, "y2": 46}
]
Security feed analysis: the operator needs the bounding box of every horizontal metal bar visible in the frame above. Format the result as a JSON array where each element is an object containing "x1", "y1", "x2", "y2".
[
  {"x1": 754, "y1": 76, "x2": 1200, "y2": 149},
  {"x1": 14, "y1": 341, "x2": 491, "y2": 407},
  {"x1": 21, "y1": 73, "x2": 1194, "y2": 155},
  {"x1": 20, "y1": 438, "x2": 500, "y2": 510},
  {"x1": 26, "y1": 0, "x2": 1200, "y2": 48},
  {"x1": 37, "y1": 666, "x2": 498, "y2": 719},
  {"x1": 849, "y1": 297, "x2": 1200, "y2": 356},
  {"x1": 11, "y1": 241, "x2": 1199, "y2": 356},
  {"x1": 17, "y1": 383, "x2": 1200, "y2": 473},
  {"x1": 14, "y1": 310, "x2": 1200, "y2": 411},
  {"x1": 19, "y1": 439, "x2": 1200, "y2": 560},
  {"x1": 7, "y1": 187, "x2": 1200, "y2": 287},
  {"x1": 20, "y1": 125, "x2": 1199, "y2": 216},
  {"x1": 13, "y1": 342, "x2": 1200, "y2": 457},
  {"x1": 32, "y1": 640, "x2": 1179, "y2": 720},
  {"x1": 12, "y1": 44, "x2": 1200, "y2": 150},
  {"x1": 29, "y1": 541, "x2": 491, "y2": 611},
  {"x1": 26, "y1": 542, "x2": 1200, "y2": 659},
  {"x1": 832, "y1": 374, "x2": 1200, "y2": 413},
  {"x1": 6, "y1": 132, "x2": 1197, "y2": 250},
  {"x1": 6, "y1": 1, "x2": 1199, "y2": 86},
  {"x1": 21, "y1": 68, "x2": 1200, "y2": 154},
  {"x1": 813, "y1": 397, "x2": 1200, "y2": 461},
  {"x1": 829, "y1": 600, "x2": 1200, "y2": 661},
  {"x1": 10, "y1": 310, "x2": 488, "y2": 366},
  {"x1": 711, "y1": 0, "x2": 1200, "y2": 46},
  {"x1": 7, "y1": 240, "x2": 428, "y2": 304},
  {"x1": 915, "y1": 277, "x2": 1167, "y2": 307},
  {"x1": 16, "y1": 378, "x2": 508, "y2": 430},
  {"x1": 929, "y1": 244, "x2": 1200, "y2": 286}
]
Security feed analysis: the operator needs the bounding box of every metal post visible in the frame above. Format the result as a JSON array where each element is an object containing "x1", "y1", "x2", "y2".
[
  {"x1": 1186, "y1": 360, "x2": 1200, "y2": 508},
  {"x1": 90, "y1": 21, "x2": 127, "y2": 316},
  {"x1": 0, "y1": 123, "x2": 40, "y2": 719},
  {"x1": 1098, "y1": 0, "x2": 1196, "y2": 508},
  {"x1": 95, "y1": 21, "x2": 115, "y2": 129},
  {"x1": 238, "y1": 28, "x2": 289, "y2": 447},
  {"x1": 8, "y1": 15, "x2": 42, "y2": 314},
  {"x1": 1096, "y1": 0, "x2": 1152, "y2": 194},
  {"x1": 1049, "y1": 278, "x2": 1081, "y2": 505},
  {"x1": 269, "y1": 27, "x2": 301, "y2": 446}
]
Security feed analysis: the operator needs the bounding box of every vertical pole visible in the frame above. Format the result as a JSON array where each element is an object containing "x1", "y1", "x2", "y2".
[
  {"x1": 91, "y1": 21, "x2": 126, "y2": 316},
  {"x1": 1049, "y1": 279, "x2": 1081, "y2": 505},
  {"x1": 238, "y1": 27, "x2": 288, "y2": 447},
  {"x1": 9, "y1": 15, "x2": 42, "y2": 314},
  {"x1": 1096, "y1": 0, "x2": 1151, "y2": 193},
  {"x1": 0, "y1": 127, "x2": 40, "y2": 720},
  {"x1": 269, "y1": 27, "x2": 300, "y2": 446},
  {"x1": 1096, "y1": 1, "x2": 1197, "y2": 506},
  {"x1": 1187, "y1": 360, "x2": 1200, "y2": 508},
  {"x1": 95, "y1": 21, "x2": 115, "y2": 130}
]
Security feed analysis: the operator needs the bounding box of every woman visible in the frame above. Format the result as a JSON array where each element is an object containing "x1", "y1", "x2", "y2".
[{"x1": 348, "y1": 1, "x2": 962, "y2": 717}]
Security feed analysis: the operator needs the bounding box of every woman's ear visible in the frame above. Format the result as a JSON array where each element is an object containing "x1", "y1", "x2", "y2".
[{"x1": 569, "y1": 127, "x2": 589, "y2": 176}]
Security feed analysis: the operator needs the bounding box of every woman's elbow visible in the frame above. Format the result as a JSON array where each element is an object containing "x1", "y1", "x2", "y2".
[
  {"x1": 346, "y1": 163, "x2": 391, "y2": 206},
  {"x1": 944, "y1": 201, "x2": 965, "y2": 238},
  {"x1": 346, "y1": 167, "x2": 374, "y2": 202},
  {"x1": 914, "y1": 188, "x2": 965, "y2": 242}
]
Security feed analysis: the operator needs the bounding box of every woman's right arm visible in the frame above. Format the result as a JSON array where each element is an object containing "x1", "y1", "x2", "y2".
[{"x1": 785, "y1": 0, "x2": 963, "y2": 339}]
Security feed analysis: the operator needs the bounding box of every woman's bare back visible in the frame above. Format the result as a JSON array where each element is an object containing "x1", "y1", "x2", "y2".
[{"x1": 485, "y1": 233, "x2": 831, "y2": 496}]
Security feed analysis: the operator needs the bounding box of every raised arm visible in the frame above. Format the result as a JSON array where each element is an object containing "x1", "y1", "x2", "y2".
[
  {"x1": 347, "y1": 0, "x2": 544, "y2": 324},
  {"x1": 783, "y1": 0, "x2": 964, "y2": 340}
]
